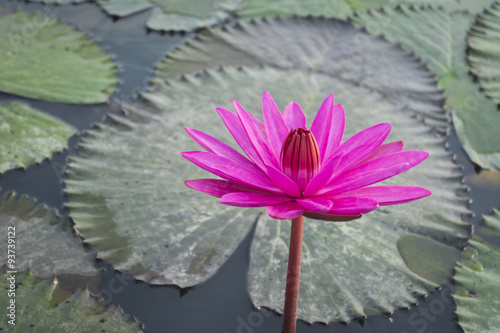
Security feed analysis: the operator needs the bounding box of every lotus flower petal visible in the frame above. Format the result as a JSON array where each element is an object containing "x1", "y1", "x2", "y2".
[
  {"x1": 185, "y1": 179, "x2": 256, "y2": 197},
  {"x1": 296, "y1": 198, "x2": 333, "y2": 213},
  {"x1": 337, "y1": 151, "x2": 429, "y2": 182},
  {"x1": 323, "y1": 123, "x2": 391, "y2": 177},
  {"x1": 303, "y1": 149, "x2": 343, "y2": 197},
  {"x1": 221, "y1": 192, "x2": 291, "y2": 207},
  {"x1": 357, "y1": 141, "x2": 404, "y2": 165},
  {"x1": 320, "y1": 163, "x2": 414, "y2": 195},
  {"x1": 333, "y1": 185, "x2": 431, "y2": 205},
  {"x1": 184, "y1": 127, "x2": 266, "y2": 176},
  {"x1": 216, "y1": 107, "x2": 266, "y2": 171},
  {"x1": 266, "y1": 201, "x2": 305, "y2": 220},
  {"x1": 233, "y1": 100, "x2": 279, "y2": 169},
  {"x1": 327, "y1": 197, "x2": 379, "y2": 215},
  {"x1": 331, "y1": 123, "x2": 391, "y2": 162},
  {"x1": 181, "y1": 151, "x2": 280, "y2": 193},
  {"x1": 323, "y1": 103, "x2": 345, "y2": 160},
  {"x1": 262, "y1": 91, "x2": 289, "y2": 161},
  {"x1": 283, "y1": 101, "x2": 306, "y2": 130},
  {"x1": 310, "y1": 94, "x2": 335, "y2": 160},
  {"x1": 265, "y1": 164, "x2": 301, "y2": 197}
]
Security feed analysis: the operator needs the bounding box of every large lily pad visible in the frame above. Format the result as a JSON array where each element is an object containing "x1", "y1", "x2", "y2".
[
  {"x1": 0, "y1": 268, "x2": 143, "y2": 332},
  {"x1": 469, "y1": 2, "x2": 500, "y2": 105},
  {"x1": 66, "y1": 18, "x2": 471, "y2": 322},
  {"x1": 96, "y1": 0, "x2": 244, "y2": 31},
  {"x1": 0, "y1": 102, "x2": 74, "y2": 173},
  {"x1": 453, "y1": 210, "x2": 500, "y2": 333},
  {"x1": 66, "y1": 95, "x2": 259, "y2": 287},
  {"x1": 237, "y1": 0, "x2": 494, "y2": 20},
  {"x1": 243, "y1": 68, "x2": 469, "y2": 322},
  {"x1": 0, "y1": 192, "x2": 98, "y2": 279},
  {"x1": 0, "y1": 8, "x2": 117, "y2": 103},
  {"x1": 27, "y1": 0, "x2": 86, "y2": 3},
  {"x1": 352, "y1": 5, "x2": 500, "y2": 171},
  {"x1": 157, "y1": 17, "x2": 447, "y2": 129}
]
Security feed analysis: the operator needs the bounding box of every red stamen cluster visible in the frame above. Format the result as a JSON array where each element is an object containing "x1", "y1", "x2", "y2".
[{"x1": 281, "y1": 128, "x2": 320, "y2": 192}]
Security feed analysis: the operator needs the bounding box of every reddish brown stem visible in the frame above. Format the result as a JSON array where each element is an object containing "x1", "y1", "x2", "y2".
[{"x1": 281, "y1": 215, "x2": 304, "y2": 333}]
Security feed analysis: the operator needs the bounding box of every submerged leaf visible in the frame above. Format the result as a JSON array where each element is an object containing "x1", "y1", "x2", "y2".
[
  {"x1": 397, "y1": 234, "x2": 461, "y2": 285},
  {"x1": 454, "y1": 211, "x2": 500, "y2": 332},
  {"x1": 0, "y1": 8, "x2": 117, "y2": 103},
  {"x1": 0, "y1": 268, "x2": 143, "y2": 332},
  {"x1": 352, "y1": 5, "x2": 500, "y2": 171},
  {"x1": 0, "y1": 102, "x2": 74, "y2": 173},
  {"x1": 66, "y1": 18, "x2": 470, "y2": 322},
  {"x1": 0, "y1": 193, "x2": 98, "y2": 279}
]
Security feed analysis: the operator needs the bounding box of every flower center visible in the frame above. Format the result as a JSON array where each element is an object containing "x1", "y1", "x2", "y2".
[{"x1": 280, "y1": 127, "x2": 320, "y2": 192}]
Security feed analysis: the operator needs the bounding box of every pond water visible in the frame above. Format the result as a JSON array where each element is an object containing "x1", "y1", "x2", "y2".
[{"x1": 1, "y1": 1, "x2": 499, "y2": 332}]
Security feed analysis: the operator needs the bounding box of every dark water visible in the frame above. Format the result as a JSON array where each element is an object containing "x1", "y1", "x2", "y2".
[{"x1": 0, "y1": 1, "x2": 499, "y2": 332}]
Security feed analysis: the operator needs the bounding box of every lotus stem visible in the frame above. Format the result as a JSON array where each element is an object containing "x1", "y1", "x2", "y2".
[{"x1": 281, "y1": 215, "x2": 304, "y2": 333}]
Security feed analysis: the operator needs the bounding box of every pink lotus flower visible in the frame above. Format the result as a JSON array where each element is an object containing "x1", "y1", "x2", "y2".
[{"x1": 181, "y1": 92, "x2": 431, "y2": 221}]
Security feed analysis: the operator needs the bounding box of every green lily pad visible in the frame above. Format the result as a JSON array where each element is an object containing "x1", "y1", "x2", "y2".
[
  {"x1": 67, "y1": 17, "x2": 471, "y2": 322},
  {"x1": 0, "y1": 102, "x2": 74, "y2": 173},
  {"x1": 352, "y1": 5, "x2": 500, "y2": 171},
  {"x1": 0, "y1": 192, "x2": 98, "y2": 279},
  {"x1": 67, "y1": 99, "x2": 259, "y2": 286},
  {"x1": 469, "y1": 2, "x2": 500, "y2": 105},
  {"x1": 26, "y1": 0, "x2": 86, "y2": 3},
  {"x1": 453, "y1": 211, "x2": 500, "y2": 332},
  {"x1": 0, "y1": 268, "x2": 143, "y2": 332},
  {"x1": 0, "y1": 8, "x2": 117, "y2": 103},
  {"x1": 237, "y1": 0, "x2": 494, "y2": 20},
  {"x1": 480, "y1": 208, "x2": 500, "y2": 237},
  {"x1": 96, "y1": 0, "x2": 244, "y2": 31},
  {"x1": 95, "y1": 0, "x2": 152, "y2": 17}
]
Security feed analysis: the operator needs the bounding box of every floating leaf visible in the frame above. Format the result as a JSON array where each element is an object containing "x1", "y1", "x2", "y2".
[
  {"x1": 454, "y1": 212, "x2": 500, "y2": 332},
  {"x1": 0, "y1": 268, "x2": 143, "y2": 332},
  {"x1": 352, "y1": 5, "x2": 500, "y2": 171},
  {"x1": 237, "y1": 0, "x2": 353, "y2": 20},
  {"x1": 0, "y1": 193, "x2": 98, "y2": 279},
  {"x1": 66, "y1": 99, "x2": 258, "y2": 287},
  {"x1": 469, "y1": 2, "x2": 500, "y2": 105},
  {"x1": 0, "y1": 102, "x2": 74, "y2": 173},
  {"x1": 66, "y1": 18, "x2": 471, "y2": 322},
  {"x1": 97, "y1": 0, "x2": 244, "y2": 31},
  {"x1": 0, "y1": 8, "x2": 117, "y2": 103},
  {"x1": 480, "y1": 208, "x2": 500, "y2": 237},
  {"x1": 26, "y1": 0, "x2": 86, "y2": 3},
  {"x1": 237, "y1": 0, "x2": 494, "y2": 20},
  {"x1": 95, "y1": 0, "x2": 152, "y2": 17}
]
